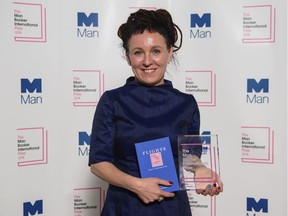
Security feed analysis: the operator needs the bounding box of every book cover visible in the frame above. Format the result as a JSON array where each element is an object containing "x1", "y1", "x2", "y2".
[{"x1": 135, "y1": 137, "x2": 180, "y2": 192}]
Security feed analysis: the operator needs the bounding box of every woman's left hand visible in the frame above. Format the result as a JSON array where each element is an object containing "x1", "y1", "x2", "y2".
[{"x1": 194, "y1": 166, "x2": 223, "y2": 196}]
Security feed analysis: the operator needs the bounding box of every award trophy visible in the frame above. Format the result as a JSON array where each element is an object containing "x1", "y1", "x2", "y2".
[{"x1": 178, "y1": 134, "x2": 220, "y2": 190}]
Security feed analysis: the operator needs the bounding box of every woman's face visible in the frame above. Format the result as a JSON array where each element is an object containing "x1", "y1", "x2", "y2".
[{"x1": 126, "y1": 31, "x2": 173, "y2": 86}]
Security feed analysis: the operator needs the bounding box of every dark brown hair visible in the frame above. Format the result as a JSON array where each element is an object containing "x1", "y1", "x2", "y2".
[{"x1": 118, "y1": 9, "x2": 183, "y2": 53}]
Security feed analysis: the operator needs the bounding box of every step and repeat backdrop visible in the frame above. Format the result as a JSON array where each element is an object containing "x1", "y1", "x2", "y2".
[{"x1": 0, "y1": 0, "x2": 287, "y2": 215}]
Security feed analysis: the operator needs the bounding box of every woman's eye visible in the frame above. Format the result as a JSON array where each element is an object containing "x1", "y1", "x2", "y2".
[
  {"x1": 134, "y1": 50, "x2": 143, "y2": 55},
  {"x1": 152, "y1": 49, "x2": 160, "y2": 54}
]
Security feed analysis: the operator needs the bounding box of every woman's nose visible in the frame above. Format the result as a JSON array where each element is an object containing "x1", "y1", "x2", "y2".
[{"x1": 143, "y1": 54, "x2": 152, "y2": 66}]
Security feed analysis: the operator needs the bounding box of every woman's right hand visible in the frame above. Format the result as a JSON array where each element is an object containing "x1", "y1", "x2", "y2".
[
  {"x1": 90, "y1": 162, "x2": 175, "y2": 204},
  {"x1": 131, "y1": 177, "x2": 175, "y2": 204}
]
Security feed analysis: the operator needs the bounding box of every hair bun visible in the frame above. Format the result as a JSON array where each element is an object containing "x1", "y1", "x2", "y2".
[{"x1": 118, "y1": 9, "x2": 182, "y2": 53}]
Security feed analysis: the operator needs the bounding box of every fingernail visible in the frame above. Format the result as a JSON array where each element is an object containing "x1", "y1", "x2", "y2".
[
  {"x1": 169, "y1": 181, "x2": 173, "y2": 185},
  {"x1": 207, "y1": 184, "x2": 211, "y2": 189},
  {"x1": 217, "y1": 186, "x2": 221, "y2": 190},
  {"x1": 213, "y1": 183, "x2": 217, "y2": 187}
]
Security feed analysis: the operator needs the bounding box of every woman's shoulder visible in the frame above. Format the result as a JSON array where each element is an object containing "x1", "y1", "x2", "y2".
[
  {"x1": 171, "y1": 87, "x2": 197, "y2": 100},
  {"x1": 99, "y1": 83, "x2": 132, "y2": 103}
]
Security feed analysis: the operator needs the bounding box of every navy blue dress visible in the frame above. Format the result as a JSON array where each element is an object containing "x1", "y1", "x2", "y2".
[{"x1": 89, "y1": 77, "x2": 201, "y2": 216}]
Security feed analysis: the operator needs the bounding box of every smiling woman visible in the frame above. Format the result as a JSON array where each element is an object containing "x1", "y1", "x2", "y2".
[
  {"x1": 117, "y1": 9, "x2": 181, "y2": 86},
  {"x1": 88, "y1": 8, "x2": 223, "y2": 216}
]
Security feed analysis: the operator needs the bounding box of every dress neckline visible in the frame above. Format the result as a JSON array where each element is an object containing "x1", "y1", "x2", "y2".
[{"x1": 125, "y1": 76, "x2": 173, "y2": 88}]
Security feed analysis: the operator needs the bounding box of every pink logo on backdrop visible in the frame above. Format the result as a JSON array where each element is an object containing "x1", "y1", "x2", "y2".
[
  {"x1": 74, "y1": 187, "x2": 105, "y2": 216},
  {"x1": 72, "y1": 70, "x2": 104, "y2": 107},
  {"x1": 189, "y1": 192, "x2": 217, "y2": 216},
  {"x1": 150, "y1": 152, "x2": 163, "y2": 167},
  {"x1": 242, "y1": 5, "x2": 276, "y2": 43},
  {"x1": 17, "y1": 127, "x2": 48, "y2": 166},
  {"x1": 13, "y1": 2, "x2": 47, "y2": 42},
  {"x1": 184, "y1": 70, "x2": 216, "y2": 107},
  {"x1": 241, "y1": 126, "x2": 274, "y2": 164}
]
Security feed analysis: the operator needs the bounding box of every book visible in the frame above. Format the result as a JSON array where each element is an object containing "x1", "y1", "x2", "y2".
[{"x1": 135, "y1": 137, "x2": 180, "y2": 192}]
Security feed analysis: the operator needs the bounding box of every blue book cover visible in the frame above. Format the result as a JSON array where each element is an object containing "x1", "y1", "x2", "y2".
[{"x1": 135, "y1": 137, "x2": 180, "y2": 192}]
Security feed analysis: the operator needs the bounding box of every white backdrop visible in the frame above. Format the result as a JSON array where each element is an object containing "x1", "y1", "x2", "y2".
[{"x1": 0, "y1": 0, "x2": 287, "y2": 215}]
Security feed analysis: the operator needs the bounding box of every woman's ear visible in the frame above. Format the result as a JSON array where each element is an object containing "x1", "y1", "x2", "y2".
[{"x1": 167, "y1": 47, "x2": 173, "y2": 63}]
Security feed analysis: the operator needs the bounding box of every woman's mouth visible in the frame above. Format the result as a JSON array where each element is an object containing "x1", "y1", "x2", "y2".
[{"x1": 142, "y1": 69, "x2": 156, "y2": 73}]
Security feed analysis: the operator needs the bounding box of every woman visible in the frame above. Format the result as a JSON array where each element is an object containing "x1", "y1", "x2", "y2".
[{"x1": 89, "y1": 8, "x2": 223, "y2": 216}]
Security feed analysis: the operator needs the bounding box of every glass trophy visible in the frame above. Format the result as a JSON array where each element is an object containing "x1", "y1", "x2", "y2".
[{"x1": 178, "y1": 134, "x2": 220, "y2": 190}]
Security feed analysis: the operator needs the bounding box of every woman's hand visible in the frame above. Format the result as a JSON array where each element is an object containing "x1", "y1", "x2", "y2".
[
  {"x1": 132, "y1": 178, "x2": 175, "y2": 204},
  {"x1": 194, "y1": 166, "x2": 223, "y2": 196},
  {"x1": 90, "y1": 162, "x2": 175, "y2": 204}
]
